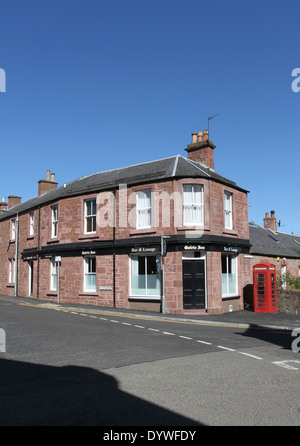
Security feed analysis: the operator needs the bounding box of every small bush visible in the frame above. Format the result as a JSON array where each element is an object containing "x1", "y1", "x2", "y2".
[{"x1": 277, "y1": 273, "x2": 300, "y2": 290}]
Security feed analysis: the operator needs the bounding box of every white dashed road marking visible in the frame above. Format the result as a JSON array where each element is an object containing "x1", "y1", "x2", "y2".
[
  {"x1": 19, "y1": 303, "x2": 299, "y2": 372},
  {"x1": 238, "y1": 352, "x2": 263, "y2": 360},
  {"x1": 217, "y1": 345, "x2": 236, "y2": 351}
]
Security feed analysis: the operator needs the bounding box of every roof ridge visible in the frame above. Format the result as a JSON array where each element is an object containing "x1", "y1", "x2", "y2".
[
  {"x1": 182, "y1": 157, "x2": 211, "y2": 177},
  {"x1": 82, "y1": 155, "x2": 178, "y2": 181},
  {"x1": 172, "y1": 155, "x2": 180, "y2": 177}
]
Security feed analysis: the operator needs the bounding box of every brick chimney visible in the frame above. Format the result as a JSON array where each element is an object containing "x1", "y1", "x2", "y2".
[
  {"x1": 263, "y1": 210, "x2": 277, "y2": 233},
  {"x1": 0, "y1": 197, "x2": 8, "y2": 213},
  {"x1": 38, "y1": 170, "x2": 58, "y2": 196},
  {"x1": 8, "y1": 195, "x2": 21, "y2": 209},
  {"x1": 185, "y1": 129, "x2": 216, "y2": 169}
]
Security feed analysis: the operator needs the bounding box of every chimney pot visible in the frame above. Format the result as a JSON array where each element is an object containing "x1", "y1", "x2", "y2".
[
  {"x1": 51, "y1": 173, "x2": 55, "y2": 182},
  {"x1": 191, "y1": 132, "x2": 197, "y2": 144},
  {"x1": 46, "y1": 170, "x2": 50, "y2": 181},
  {"x1": 197, "y1": 132, "x2": 203, "y2": 142},
  {"x1": 203, "y1": 129, "x2": 209, "y2": 140}
]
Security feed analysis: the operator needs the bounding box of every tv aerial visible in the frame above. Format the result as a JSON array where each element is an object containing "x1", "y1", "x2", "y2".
[{"x1": 207, "y1": 113, "x2": 220, "y2": 137}]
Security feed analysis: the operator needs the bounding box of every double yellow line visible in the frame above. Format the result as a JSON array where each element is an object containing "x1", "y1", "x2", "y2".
[{"x1": 17, "y1": 302, "x2": 245, "y2": 329}]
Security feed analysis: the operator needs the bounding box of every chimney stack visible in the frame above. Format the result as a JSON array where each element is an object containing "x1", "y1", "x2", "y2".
[
  {"x1": 8, "y1": 195, "x2": 21, "y2": 209},
  {"x1": 0, "y1": 197, "x2": 8, "y2": 213},
  {"x1": 263, "y1": 210, "x2": 277, "y2": 233},
  {"x1": 185, "y1": 129, "x2": 216, "y2": 169},
  {"x1": 38, "y1": 170, "x2": 58, "y2": 196}
]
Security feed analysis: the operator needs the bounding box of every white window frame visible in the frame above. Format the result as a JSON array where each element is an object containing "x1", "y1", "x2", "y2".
[
  {"x1": 130, "y1": 254, "x2": 161, "y2": 299},
  {"x1": 136, "y1": 189, "x2": 152, "y2": 229},
  {"x1": 221, "y1": 254, "x2": 238, "y2": 298},
  {"x1": 51, "y1": 205, "x2": 58, "y2": 238},
  {"x1": 182, "y1": 184, "x2": 204, "y2": 226},
  {"x1": 11, "y1": 218, "x2": 16, "y2": 240},
  {"x1": 50, "y1": 258, "x2": 57, "y2": 291},
  {"x1": 29, "y1": 260, "x2": 34, "y2": 295},
  {"x1": 84, "y1": 199, "x2": 96, "y2": 234},
  {"x1": 29, "y1": 212, "x2": 34, "y2": 236},
  {"x1": 281, "y1": 264, "x2": 287, "y2": 289},
  {"x1": 8, "y1": 258, "x2": 15, "y2": 283},
  {"x1": 84, "y1": 256, "x2": 96, "y2": 292},
  {"x1": 224, "y1": 191, "x2": 233, "y2": 229}
]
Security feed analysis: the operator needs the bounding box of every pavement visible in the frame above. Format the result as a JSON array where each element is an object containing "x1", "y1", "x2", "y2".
[{"x1": 1, "y1": 294, "x2": 300, "y2": 331}]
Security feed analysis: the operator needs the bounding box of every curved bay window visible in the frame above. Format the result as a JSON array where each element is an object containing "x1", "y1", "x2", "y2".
[{"x1": 130, "y1": 255, "x2": 160, "y2": 298}]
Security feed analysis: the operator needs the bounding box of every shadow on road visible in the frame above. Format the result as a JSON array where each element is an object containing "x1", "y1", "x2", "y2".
[
  {"x1": 0, "y1": 357, "x2": 202, "y2": 426},
  {"x1": 236, "y1": 325, "x2": 295, "y2": 351}
]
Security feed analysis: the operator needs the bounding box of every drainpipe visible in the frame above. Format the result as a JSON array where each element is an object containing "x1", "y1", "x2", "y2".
[
  {"x1": 37, "y1": 205, "x2": 40, "y2": 299},
  {"x1": 113, "y1": 188, "x2": 116, "y2": 308},
  {"x1": 14, "y1": 213, "x2": 19, "y2": 297}
]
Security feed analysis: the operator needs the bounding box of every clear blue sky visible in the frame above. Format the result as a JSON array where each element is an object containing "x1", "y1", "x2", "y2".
[{"x1": 0, "y1": 0, "x2": 299, "y2": 234}]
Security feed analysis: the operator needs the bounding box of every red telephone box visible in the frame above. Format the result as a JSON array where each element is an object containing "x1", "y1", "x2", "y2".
[{"x1": 253, "y1": 263, "x2": 277, "y2": 313}]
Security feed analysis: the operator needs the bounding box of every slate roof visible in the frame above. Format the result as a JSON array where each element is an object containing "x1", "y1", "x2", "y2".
[
  {"x1": 0, "y1": 155, "x2": 248, "y2": 219},
  {"x1": 249, "y1": 222, "x2": 300, "y2": 258}
]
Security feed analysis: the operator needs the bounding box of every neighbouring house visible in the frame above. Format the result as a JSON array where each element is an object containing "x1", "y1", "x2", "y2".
[
  {"x1": 0, "y1": 130, "x2": 251, "y2": 314},
  {"x1": 248, "y1": 212, "x2": 300, "y2": 285}
]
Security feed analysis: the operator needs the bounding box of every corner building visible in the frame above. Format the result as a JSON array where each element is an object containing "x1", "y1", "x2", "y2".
[{"x1": 0, "y1": 131, "x2": 251, "y2": 314}]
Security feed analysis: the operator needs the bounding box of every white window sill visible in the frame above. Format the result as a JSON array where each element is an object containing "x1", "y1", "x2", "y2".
[{"x1": 129, "y1": 295, "x2": 161, "y2": 300}]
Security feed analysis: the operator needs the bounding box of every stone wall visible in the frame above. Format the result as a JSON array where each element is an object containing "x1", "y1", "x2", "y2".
[
  {"x1": 277, "y1": 289, "x2": 300, "y2": 315},
  {"x1": 243, "y1": 285, "x2": 300, "y2": 314}
]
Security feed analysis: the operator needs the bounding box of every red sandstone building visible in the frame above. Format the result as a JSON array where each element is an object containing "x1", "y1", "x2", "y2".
[{"x1": 0, "y1": 131, "x2": 252, "y2": 314}]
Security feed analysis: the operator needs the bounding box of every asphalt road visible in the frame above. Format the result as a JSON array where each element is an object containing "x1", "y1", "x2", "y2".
[{"x1": 0, "y1": 297, "x2": 299, "y2": 426}]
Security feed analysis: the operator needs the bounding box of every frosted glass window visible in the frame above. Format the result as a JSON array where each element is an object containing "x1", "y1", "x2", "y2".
[{"x1": 84, "y1": 256, "x2": 96, "y2": 292}]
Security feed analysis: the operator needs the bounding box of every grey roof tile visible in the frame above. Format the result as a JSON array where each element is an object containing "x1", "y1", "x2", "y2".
[
  {"x1": 0, "y1": 155, "x2": 248, "y2": 219},
  {"x1": 249, "y1": 222, "x2": 300, "y2": 258}
]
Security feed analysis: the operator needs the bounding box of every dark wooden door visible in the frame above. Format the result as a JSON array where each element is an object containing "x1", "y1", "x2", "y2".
[{"x1": 182, "y1": 260, "x2": 205, "y2": 310}]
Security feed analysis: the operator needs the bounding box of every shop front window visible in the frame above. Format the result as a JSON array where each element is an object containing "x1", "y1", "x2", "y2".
[
  {"x1": 221, "y1": 254, "x2": 237, "y2": 297},
  {"x1": 131, "y1": 255, "x2": 160, "y2": 298}
]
